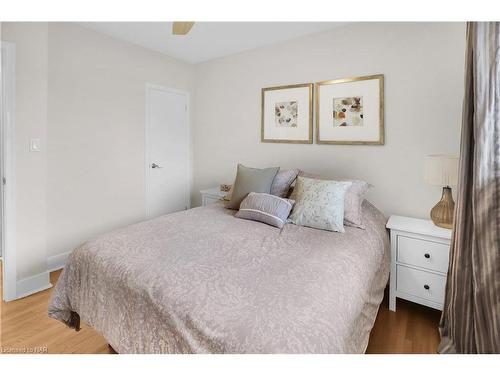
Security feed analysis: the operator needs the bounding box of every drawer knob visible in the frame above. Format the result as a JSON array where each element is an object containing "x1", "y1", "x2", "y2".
[
  {"x1": 424, "y1": 253, "x2": 431, "y2": 259},
  {"x1": 424, "y1": 284, "x2": 430, "y2": 290}
]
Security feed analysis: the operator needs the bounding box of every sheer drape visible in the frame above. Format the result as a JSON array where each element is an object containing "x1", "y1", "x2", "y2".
[{"x1": 438, "y1": 22, "x2": 500, "y2": 354}]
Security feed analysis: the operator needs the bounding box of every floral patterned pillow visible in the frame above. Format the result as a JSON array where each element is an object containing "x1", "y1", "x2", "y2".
[
  {"x1": 289, "y1": 176, "x2": 352, "y2": 233},
  {"x1": 295, "y1": 171, "x2": 372, "y2": 229}
]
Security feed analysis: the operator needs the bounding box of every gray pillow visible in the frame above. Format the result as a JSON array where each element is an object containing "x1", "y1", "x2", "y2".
[
  {"x1": 270, "y1": 169, "x2": 300, "y2": 197},
  {"x1": 289, "y1": 176, "x2": 351, "y2": 233},
  {"x1": 235, "y1": 192, "x2": 294, "y2": 229},
  {"x1": 226, "y1": 164, "x2": 280, "y2": 209}
]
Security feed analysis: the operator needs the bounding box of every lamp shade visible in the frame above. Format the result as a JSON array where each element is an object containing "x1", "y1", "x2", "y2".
[{"x1": 425, "y1": 154, "x2": 459, "y2": 186}]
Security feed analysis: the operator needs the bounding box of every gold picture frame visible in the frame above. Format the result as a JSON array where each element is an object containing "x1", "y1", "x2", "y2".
[
  {"x1": 315, "y1": 74, "x2": 384, "y2": 145},
  {"x1": 261, "y1": 83, "x2": 313, "y2": 144}
]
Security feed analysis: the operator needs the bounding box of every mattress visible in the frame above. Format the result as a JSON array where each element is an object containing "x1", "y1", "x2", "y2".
[{"x1": 48, "y1": 201, "x2": 390, "y2": 353}]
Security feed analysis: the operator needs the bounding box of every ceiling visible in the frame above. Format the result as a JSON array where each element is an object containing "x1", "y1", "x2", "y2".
[{"x1": 79, "y1": 22, "x2": 345, "y2": 64}]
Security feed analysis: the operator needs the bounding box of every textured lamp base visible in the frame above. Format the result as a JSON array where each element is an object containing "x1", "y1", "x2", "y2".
[{"x1": 430, "y1": 186, "x2": 455, "y2": 229}]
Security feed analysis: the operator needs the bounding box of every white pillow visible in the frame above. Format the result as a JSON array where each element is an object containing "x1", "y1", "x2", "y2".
[
  {"x1": 297, "y1": 171, "x2": 371, "y2": 229},
  {"x1": 289, "y1": 176, "x2": 352, "y2": 233}
]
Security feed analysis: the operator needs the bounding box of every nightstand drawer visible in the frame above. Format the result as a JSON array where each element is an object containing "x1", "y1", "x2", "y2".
[
  {"x1": 397, "y1": 265, "x2": 446, "y2": 304},
  {"x1": 397, "y1": 235, "x2": 450, "y2": 273}
]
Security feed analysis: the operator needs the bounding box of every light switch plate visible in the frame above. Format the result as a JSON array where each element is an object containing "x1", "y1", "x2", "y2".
[{"x1": 30, "y1": 138, "x2": 41, "y2": 152}]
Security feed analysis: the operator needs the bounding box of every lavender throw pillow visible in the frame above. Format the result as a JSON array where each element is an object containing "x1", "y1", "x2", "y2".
[
  {"x1": 235, "y1": 193, "x2": 294, "y2": 229},
  {"x1": 271, "y1": 169, "x2": 300, "y2": 197},
  {"x1": 342, "y1": 180, "x2": 371, "y2": 229}
]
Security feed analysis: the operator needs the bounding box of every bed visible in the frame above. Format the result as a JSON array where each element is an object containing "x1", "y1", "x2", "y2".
[{"x1": 48, "y1": 201, "x2": 390, "y2": 353}]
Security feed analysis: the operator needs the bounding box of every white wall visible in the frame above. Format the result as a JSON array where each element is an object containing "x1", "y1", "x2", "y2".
[
  {"x1": 193, "y1": 22, "x2": 466, "y2": 218},
  {"x1": 2, "y1": 22, "x2": 195, "y2": 295},
  {"x1": 2, "y1": 23, "x2": 49, "y2": 284},
  {"x1": 46, "y1": 23, "x2": 195, "y2": 259}
]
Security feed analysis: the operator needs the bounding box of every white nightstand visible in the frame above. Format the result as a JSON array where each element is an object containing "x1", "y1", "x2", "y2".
[
  {"x1": 200, "y1": 187, "x2": 227, "y2": 206},
  {"x1": 386, "y1": 215, "x2": 452, "y2": 311}
]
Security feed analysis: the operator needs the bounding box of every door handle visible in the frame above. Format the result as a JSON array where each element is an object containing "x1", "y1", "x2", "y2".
[{"x1": 151, "y1": 163, "x2": 162, "y2": 169}]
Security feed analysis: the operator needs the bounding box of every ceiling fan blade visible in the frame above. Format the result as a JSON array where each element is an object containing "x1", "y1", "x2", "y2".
[{"x1": 172, "y1": 22, "x2": 195, "y2": 35}]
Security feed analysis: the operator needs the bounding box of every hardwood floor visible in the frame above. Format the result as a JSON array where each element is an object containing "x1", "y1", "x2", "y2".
[
  {"x1": 1, "y1": 268, "x2": 113, "y2": 354},
  {"x1": 366, "y1": 292, "x2": 442, "y2": 353},
  {"x1": 1, "y1": 264, "x2": 441, "y2": 354}
]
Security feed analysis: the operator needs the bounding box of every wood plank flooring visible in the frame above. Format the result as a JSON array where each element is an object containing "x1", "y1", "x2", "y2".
[
  {"x1": 366, "y1": 291, "x2": 442, "y2": 353},
  {"x1": 1, "y1": 264, "x2": 441, "y2": 354}
]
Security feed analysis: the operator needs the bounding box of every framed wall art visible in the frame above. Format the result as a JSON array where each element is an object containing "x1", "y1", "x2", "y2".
[
  {"x1": 261, "y1": 83, "x2": 313, "y2": 144},
  {"x1": 315, "y1": 74, "x2": 384, "y2": 145}
]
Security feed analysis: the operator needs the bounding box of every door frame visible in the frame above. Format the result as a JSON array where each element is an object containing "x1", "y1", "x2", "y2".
[
  {"x1": 1, "y1": 41, "x2": 17, "y2": 302},
  {"x1": 144, "y1": 83, "x2": 191, "y2": 219}
]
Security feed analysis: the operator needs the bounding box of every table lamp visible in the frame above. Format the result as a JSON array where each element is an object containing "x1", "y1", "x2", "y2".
[{"x1": 424, "y1": 155, "x2": 459, "y2": 229}]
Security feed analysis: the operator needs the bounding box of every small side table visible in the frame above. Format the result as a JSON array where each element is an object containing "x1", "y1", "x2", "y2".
[
  {"x1": 386, "y1": 215, "x2": 452, "y2": 311},
  {"x1": 200, "y1": 187, "x2": 226, "y2": 206}
]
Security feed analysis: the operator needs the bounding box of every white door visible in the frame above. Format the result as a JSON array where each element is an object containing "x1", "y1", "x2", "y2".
[
  {"x1": 1, "y1": 41, "x2": 17, "y2": 301},
  {"x1": 145, "y1": 85, "x2": 189, "y2": 219}
]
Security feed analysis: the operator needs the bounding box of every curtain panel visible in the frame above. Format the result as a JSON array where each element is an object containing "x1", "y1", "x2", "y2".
[{"x1": 438, "y1": 22, "x2": 500, "y2": 354}]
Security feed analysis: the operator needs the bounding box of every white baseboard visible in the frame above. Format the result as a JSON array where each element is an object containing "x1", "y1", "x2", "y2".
[
  {"x1": 16, "y1": 271, "x2": 52, "y2": 300},
  {"x1": 47, "y1": 251, "x2": 71, "y2": 272},
  {"x1": 10, "y1": 250, "x2": 70, "y2": 300}
]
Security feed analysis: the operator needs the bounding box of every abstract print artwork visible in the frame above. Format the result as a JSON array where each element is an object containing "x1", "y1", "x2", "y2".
[
  {"x1": 261, "y1": 83, "x2": 313, "y2": 143},
  {"x1": 275, "y1": 101, "x2": 298, "y2": 127},
  {"x1": 333, "y1": 97, "x2": 363, "y2": 127},
  {"x1": 316, "y1": 74, "x2": 384, "y2": 145}
]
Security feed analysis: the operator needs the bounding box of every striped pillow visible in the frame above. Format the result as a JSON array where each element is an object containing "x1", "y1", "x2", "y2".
[{"x1": 235, "y1": 192, "x2": 294, "y2": 229}]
